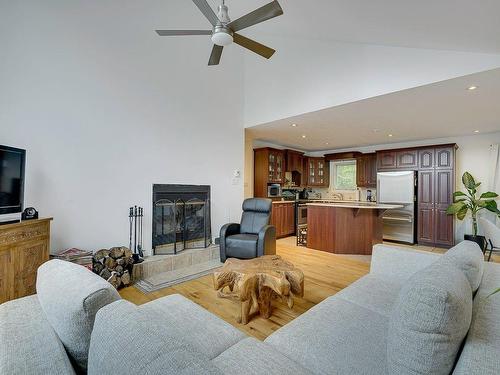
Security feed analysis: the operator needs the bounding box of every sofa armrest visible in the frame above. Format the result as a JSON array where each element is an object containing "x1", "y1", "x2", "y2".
[
  {"x1": 257, "y1": 225, "x2": 276, "y2": 257},
  {"x1": 370, "y1": 244, "x2": 440, "y2": 283},
  {"x1": 219, "y1": 223, "x2": 241, "y2": 262}
]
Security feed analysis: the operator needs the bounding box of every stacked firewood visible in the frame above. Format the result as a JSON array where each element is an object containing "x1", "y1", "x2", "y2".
[{"x1": 92, "y1": 247, "x2": 134, "y2": 289}]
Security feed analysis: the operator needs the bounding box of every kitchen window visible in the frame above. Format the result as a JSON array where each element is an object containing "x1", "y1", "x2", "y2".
[{"x1": 331, "y1": 160, "x2": 357, "y2": 190}]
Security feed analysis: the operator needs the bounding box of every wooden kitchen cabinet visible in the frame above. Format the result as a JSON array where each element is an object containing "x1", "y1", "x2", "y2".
[
  {"x1": 285, "y1": 150, "x2": 304, "y2": 174},
  {"x1": 377, "y1": 151, "x2": 397, "y2": 170},
  {"x1": 356, "y1": 153, "x2": 377, "y2": 188},
  {"x1": 377, "y1": 149, "x2": 417, "y2": 170},
  {"x1": 397, "y1": 149, "x2": 418, "y2": 169},
  {"x1": 254, "y1": 148, "x2": 285, "y2": 197},
  {"x1": 305, "y1": 157, "x2": 329, "y2": 187},
  {"x1": 270, "y1": 203, "x2": 295, "y2": 238},
  {"x1": 416, "y1": 145, "x2": 456, "y2": 247}
]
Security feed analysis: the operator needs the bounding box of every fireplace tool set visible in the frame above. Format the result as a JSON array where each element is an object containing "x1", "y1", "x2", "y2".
[{"x1": 129, "y1": 206, "x2": 144, "y2": 264}]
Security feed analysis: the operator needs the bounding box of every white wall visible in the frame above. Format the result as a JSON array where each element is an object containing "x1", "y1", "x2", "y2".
[
  {"x1": 244, "y1": 36, "x2": 500, "y2": 127},
  {"x1": 0, "y1": 1, "x2": 245, "y2": 254}
]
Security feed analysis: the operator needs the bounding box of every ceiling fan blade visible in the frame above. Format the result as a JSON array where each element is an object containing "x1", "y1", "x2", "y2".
[
  {"x1": 192, "y1": 0, "x2": 220, "y2": 26},
  {"x1": 208, "y1": 45, "x2": 223, "y2": 66},
  {"x1": 228, "y1": 0, "x2": 283, "y2": 32},
  {"x1": 233, "y1": 33, "x2": 275, "y2": 59},
  {"x1": 156, "y1": 30, "x2": 212, "y2": 36}
]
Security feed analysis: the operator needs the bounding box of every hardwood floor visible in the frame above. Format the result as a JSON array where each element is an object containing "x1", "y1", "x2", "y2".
[
  {"x1": 120, "y1": 238, "x2": 370, "y2": 340},
  {"x1": 120, "y1": 237, "x2": 499, "y2": 340}
]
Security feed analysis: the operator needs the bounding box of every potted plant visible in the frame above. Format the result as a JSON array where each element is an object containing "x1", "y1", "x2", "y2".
[{"x1": 446, "y1": 172, "x2": 500, "y2": 250}]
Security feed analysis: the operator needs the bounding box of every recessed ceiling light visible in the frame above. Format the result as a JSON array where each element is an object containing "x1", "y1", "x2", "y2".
[
  {"x1": 325, "y1": 142, "x2": 329, "y2": 145},
  {"x1": 301, "y1": 135, "x2": 307, "y2": 139},
  {"x1": 474, "y1": 130, "x2": 480, "y2": 133},
  {"x1": 291, "y1": 123, "x2": 297, "y2": 127},
  {"x1": 467, "y1": 86, "x2": 478, "y2": 91},
  {"x1": 388, "y1": 134, "x2": 393, "y2": 137}
]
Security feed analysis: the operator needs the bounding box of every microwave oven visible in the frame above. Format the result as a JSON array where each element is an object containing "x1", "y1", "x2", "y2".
[{"x1": 267, "y1": 184, "x2": 282, "y2": 198}]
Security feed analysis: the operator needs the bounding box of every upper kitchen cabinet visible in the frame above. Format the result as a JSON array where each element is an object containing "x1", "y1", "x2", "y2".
[
  {"x1": 435, "y1": 146, "x2": 455, "y2": 169},
  {"x1": 377, "y1": 151, "x2": 397, "y2": 170},
  {"x1": 305, "y1": 157, "x2": 329, "y2": 187},
  {"x1": 254, "y1": 148, "x2": 285, "y2": 198},
  {"x1": 377, "y1": 149, "x2": 418, "y2": 170},
  {"x1": 356, "y1": 153, "x2": 377, "y2": 187},
  {"x1": 285, "y1": 150, "x2": 304, "y2": 173},
  {"x1": 397, "y1": 149, "x2": 418, "y2": 169},
  {"x1": 418, "y1": 148, "x2": 435, "y2": 169},
  {"x1": 285, "y1": 150, "x2": 305, "y2": 186},
  {"x1": 418, "y1": 146, "x2": 455, "y2": 170}
]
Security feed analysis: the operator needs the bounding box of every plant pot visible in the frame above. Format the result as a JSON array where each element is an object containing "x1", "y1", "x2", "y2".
[{"x1": 464, "y1": 234, "x2": 486, "y2": 251}]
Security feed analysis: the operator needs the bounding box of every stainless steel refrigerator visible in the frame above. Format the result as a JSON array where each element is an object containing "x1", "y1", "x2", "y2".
[{"x1": 377, "y1": 171, "x2": 416, "y2": 244}]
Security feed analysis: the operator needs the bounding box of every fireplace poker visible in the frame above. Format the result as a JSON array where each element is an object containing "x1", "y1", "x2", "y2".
[{"x1": 129, "y1": 207, "x2": 133, "y2": 251}]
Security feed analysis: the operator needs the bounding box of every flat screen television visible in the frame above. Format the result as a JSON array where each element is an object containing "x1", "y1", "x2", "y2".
[{"x1": 0, "y1": 145, "x2": 25, "y2": 216}]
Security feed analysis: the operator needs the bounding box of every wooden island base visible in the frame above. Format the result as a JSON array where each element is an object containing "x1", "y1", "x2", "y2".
[{"x1": 307, "y1": 206, "x2": 385, "y2": 255}]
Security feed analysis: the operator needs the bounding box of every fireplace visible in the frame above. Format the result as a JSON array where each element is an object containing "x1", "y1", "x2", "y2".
[{"x1": 152, "y1": 184, "x2": 211, "y2": 255}]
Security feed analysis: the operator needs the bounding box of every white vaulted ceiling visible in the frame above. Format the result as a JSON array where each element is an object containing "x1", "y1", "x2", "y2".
[
  {"x1": 207, "y1": 0, "x2": 500, "y2": 54},
  {"x1": 247, "y1": 68, "x2": 500, "y2": 151}
]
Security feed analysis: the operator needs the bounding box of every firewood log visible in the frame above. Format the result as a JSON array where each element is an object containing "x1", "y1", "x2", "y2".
[
  {"x1": 121, "y1": 270, "x2": 131, "y2": 286},
  {"x1": 109, "y1": 247, "x2": 125, "y2": 259},
  {"x1": 107, "y1": 272, "x2": 121, "y2": 289},
  {"x1": 93, "y1": 262, "x2": 104, "y2": 275},
  {"x1": 94, "y1": 249, "x2": 110, "y2": 263},
  {"x1": 100, "y1": 268, "x2": 111, "y2": 280},
  {"x1": 104, "y1": 256, "x2": 117, "y2": 270}
]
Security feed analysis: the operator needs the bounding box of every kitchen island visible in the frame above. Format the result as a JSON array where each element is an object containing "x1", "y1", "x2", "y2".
[{"x1": 306, "y1": 202, "x2": 403, "y2": 255}]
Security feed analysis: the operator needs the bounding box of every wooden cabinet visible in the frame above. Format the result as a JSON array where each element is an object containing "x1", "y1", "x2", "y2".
[
  {"x1": 305, "y1": 157, "x2": 329, "y2": 187},
  {"x1": 397, "y1": 150, "x2": 418, "y2": 169},
  {"x1": 416, "y1": 145, "x2": 456, "y2": 247},
  {"x1": 0, "y1": 218, "x2": 52, "y2": 304},
  {"x1": 270, "y1": 203, "x2": 295, "y2": 238},
  {"x1": 285, "y1": 150, "x2": 304, "y2": 174},
  {"x1": 254, "y1": 148, "x2": 285, "y2": 197},
  {"x1": 418, "y1": 148, "x2": 435, "y2": 169},
  {"x1": 356, "y1": 153, "x2": 377, "y2": 188},
  {"x1": 377, "y1": 149, "x2": 417, "y2": 170},
  {"x1": 377, "y1": 151, "x2": 397, "y2": 170},
  {"x1": 268, "y1": 149, "x2": 284, "y2": 183}
]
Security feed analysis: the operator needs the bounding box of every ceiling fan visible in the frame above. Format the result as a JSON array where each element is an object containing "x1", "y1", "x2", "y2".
[{"x1": 156, "y1": 0, "x2": 283, "y2": 66}]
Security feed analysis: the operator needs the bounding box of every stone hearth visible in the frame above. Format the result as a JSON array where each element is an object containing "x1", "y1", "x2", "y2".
[{"x1": 132, "y1": 244, "x2": 221, "y2": 292}]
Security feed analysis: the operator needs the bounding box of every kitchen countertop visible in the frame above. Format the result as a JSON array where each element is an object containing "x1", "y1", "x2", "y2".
[
  {"x1": 306, "y1": 202, "x2": 403, "y2": 209},
  {"x1": 272, "y1": 199, "x2": 382, "y2": 205}
]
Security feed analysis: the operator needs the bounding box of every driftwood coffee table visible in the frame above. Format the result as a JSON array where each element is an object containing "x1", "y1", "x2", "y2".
[{"x1": 213, "y1": 255, "x2": 304, "y2": 324}]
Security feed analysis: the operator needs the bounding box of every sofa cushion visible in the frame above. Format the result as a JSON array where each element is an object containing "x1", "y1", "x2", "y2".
[
  {"x1": 36, "y1": 259, "x2": 120, "y2": 372},
  {"x1": 0, "y1": 295, "x2": 75, "y2": 375},
  {"x1": 453, "y1": 262, "x2": 500, "y2": 375},
  {"x1": 225, "y1": 234, "x2": 258, "y2": 258},
  {"x1": 387, "y1": 262, "x2": 472, "y2": 375},
  {"x1": 265, "y1": 297, "x2": 389, "y2": 375},
  {"x1": 88, "y1": 299, "x2": 222, "y2": 375},
  {"x1": 138, "y1": 294, "x2": 246, "y2": 359},
  {"x1": 334, "y1": 274, "x2": 402, "y2": 317},
  {"x1": 212, "y1": 337, "x2": 313, "y2": 375},
  {"x1": 442, "y1": 240, "x2": 484, "y2": 292}
]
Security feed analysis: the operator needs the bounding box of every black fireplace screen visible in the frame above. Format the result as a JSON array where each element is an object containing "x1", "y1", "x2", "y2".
[{"x1": 152, "y1": 185, "x2": 211, "y2": 255}]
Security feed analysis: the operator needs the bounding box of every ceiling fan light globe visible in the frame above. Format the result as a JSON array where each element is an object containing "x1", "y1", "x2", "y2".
[{"x1": 212, "y1": 31, "x2": 233, "y2": 47}]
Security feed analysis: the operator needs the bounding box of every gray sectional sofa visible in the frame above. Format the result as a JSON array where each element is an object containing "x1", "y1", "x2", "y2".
[{"x1": 1, "y1": 241, "x2": 499, "y2": 374}]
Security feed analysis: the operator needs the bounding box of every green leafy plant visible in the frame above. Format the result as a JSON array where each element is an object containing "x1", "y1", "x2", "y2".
[{"x1": 446, "y1": 172, "x2": 500, "y2": 236}]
